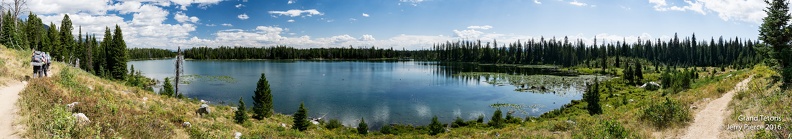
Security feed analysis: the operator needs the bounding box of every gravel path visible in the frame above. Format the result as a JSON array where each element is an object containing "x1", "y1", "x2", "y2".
[{"x1": 681, "y1": 76, "x2": 753, "y2": 139}]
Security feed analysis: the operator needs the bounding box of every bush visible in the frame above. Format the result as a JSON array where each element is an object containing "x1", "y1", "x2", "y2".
[
  {"x1": 584, "y1": 78, "x2": 602, "y2": 115},
  {"x1": 380, "y1": 125, "x2": 393, "y2": 134},
  {"x1": 357, "y1": 118, "x2": 368, "y2": 135},
  {"x1": 602, "y1": 120, "x2": 628, "y2": 138},
  {"x1": 452, "y1": 117, "x2": 467, "y2": 128},
  {"x1": 641, "y1": 98, "x2": 691, "y2": 129},
  {"x1": 488, "y1": 109, "x2": 504, "y2": 128},
  {"x1": 324, "y1": 119, "x2": 343, "y2": 129},
  {"x1": 428, "y1": 116, "x2": 445, "y2": 135}
]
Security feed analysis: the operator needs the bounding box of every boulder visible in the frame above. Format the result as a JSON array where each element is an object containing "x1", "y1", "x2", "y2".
[
  {"x1": 72, "y1": 113, "x2": 91, "y2": 124},
  {"x1": 640, "y1": 82, "x2": 661, "y2": 91},
  {"x1": 66, "y1": 102, "x2": 79, "y2": 112},
  {"x1": 234, "y1": 132, "x2": 242, "y2": 139},
  {"x1": 182, "y1": 122, "x2": 191, "y2": 128},
  {"x1": 196, "y1": 104, "x2": 210, "y2": 117}
]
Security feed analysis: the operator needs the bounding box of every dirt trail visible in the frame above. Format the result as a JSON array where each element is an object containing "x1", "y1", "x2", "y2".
[
  {"x1": 681, "y1": 75, "x2": 753, "y2": 139},
  {"x1": 0, "y1": 81, "x2": 26, "y2": 139}
]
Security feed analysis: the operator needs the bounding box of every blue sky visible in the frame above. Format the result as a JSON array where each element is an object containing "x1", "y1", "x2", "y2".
[{"x1": 28, "y1": 0, "x2": 766, "y2": 50}]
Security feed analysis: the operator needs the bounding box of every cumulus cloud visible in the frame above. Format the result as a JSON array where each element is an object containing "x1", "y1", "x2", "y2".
[
  {"x1": 362, "y1": 13, "x2": 370, "y2": 17},
  {"x1": 534, "y1": 0, "x2": 541, "y2": 4},
  {"x1": 174, "y1": 11, "x2": 199, "y2": 23},
  {"x1": 399, "y1": 0, "x2": 426, "y2": 6},
  {"x1": 235, "y1": 4, "x2": 244, "y2": 8},
  {"x1": 238, "y1": 13, "x2": 249, "y2": 20},
  {"x1": 467, "y1": 25, "x2": 493, "y2": 30},
  {"x1": 221, "y1": 23, "x2": 233, "y2": 27},
  {"x1": 569, "y1": 0, "x2": 588, "y2": 7},
  {"x1": 288, "y1": 0, "x2": 296, "y2": 4},
  {"x1": 268, "y1": 9, "x2": 323, "y2": 17},
  {"x1": 29, "y1": 0, "x2": 110, "y2": 15},
  {"x1": 287, "y1": 19, "x2": 295, "y2": 22},
  {"x1": 360, "y1": 35, "x2": 376, "y2": 41},
  {"x1": 206, "y1": 24, "x2": 216, "y2": 26},
  {"x1": 648, "y1": 0, "x2": 764, "y2": 23}
]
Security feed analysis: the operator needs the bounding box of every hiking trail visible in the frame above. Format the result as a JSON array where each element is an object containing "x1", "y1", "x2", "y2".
[{"x1": 681, "y1": 75, "x2": 753, "y2": 139}]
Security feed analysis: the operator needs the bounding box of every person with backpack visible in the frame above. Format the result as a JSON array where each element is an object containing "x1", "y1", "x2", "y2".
[
  {"x1": 31, "y1": 51, "x2": 44, "y2": 78},
  {"x1": 43, "y1": 52, "x2": 51, "y2": 77}
]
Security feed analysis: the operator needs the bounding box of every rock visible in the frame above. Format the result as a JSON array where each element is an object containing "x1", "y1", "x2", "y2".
[
  {"x1": 230, "y1": 107, "x2": 238, "y2": 111},
  {"x1": 640, "y1": 82, "x2": 661, "y2": 91},
  {"x1": 310, "y1": 120, "x2": 319, "y2": 125},
  {"x1": 182, "y1": 122, "x2": 191, "y2": 128},
  {"x1": 196, "y1": 104, "x2": 210, "y2": 117},
  {"x1": 200, "y1": 99, "x2": 209, "y2": 104},
  {"x1": 142, "y1": 97, "x2": 148, "y2": 105},
  {"x1": 691, "y1": 106, "x2": 698, "y2": 110},
  {"x1": 72, "y1": 113, "x2": 91, "y2": 124},
  {"x1": 280, "y1": 123, "x2": 288, "y2": 128},
  {"x1": 565, "y1": 120, "x2": 576, "y2": 125},
  {"x1": 234, "y1": 132, "x2": 242, "y2": 139},
  {"x1": 66, "y1": 102, "x2": 79, "y2": 112}
]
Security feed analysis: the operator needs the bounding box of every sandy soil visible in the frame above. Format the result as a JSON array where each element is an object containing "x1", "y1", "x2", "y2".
[
  {"x1": 0, "y1": 81, "x2": 26, "y2": 139},
  {"x1": 681, "y1": 76, "x2": 753, "y2": 139}
]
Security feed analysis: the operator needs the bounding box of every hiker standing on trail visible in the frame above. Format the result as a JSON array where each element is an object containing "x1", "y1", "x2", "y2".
[
  {"x1": 31, "y1": 51, "x2": 45, "y2": 78},
  {"x1": 43, "y1": 52, "x2": 51, "y2": 77}
]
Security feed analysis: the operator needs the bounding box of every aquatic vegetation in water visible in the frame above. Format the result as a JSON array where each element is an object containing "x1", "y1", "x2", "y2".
[
  {"x1": 455, "y1": 72, "x2": 610, "y2": 95},
  {"x1": 176, "y1": 75, "x2": 237, "y2": 84}
]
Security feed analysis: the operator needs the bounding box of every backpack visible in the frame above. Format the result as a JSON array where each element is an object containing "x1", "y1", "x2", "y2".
[{"x1": 32, "y1": 51, "x2": 44, "y2": 66}]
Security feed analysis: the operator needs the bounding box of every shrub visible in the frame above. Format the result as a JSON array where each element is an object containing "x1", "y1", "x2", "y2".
[
  {"x1": 641, "y1": 98, "x2": 691, "y2": 129},
  {"x1": 602, "y1": 120, "x2": 628, "y2": 138},
  {"x1": 452, "y1": 117, "x2": 467, "y2": 128},
  {"x1": 505, "y1": 112, "x2": 522, "y2": 124},
  {"x1": 488, "y1": 109, "x2": 504, "y2": 128},
  {"x1": 476, "y1": 115, "x2": 484, "y2": 123},
  {"x1": 324, "y1": 119, "x2": 343, "y2": 129},
  {"x1": 380, "y1": 125, "x2": 393, "y2": 134},
  {"x1": 357, "y1": 118, "x2": 368, "y2": 135},
  {"x1": 428, "y1": 116, "x2": 444, "y2": 135},
  {"x1": 161, "y1": 77, "x2": 174, "y2": 97}
]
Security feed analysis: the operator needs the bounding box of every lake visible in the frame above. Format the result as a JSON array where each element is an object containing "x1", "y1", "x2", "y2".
[{"x1": 128, "y1": 59, "x2": 592, "y2": 128}]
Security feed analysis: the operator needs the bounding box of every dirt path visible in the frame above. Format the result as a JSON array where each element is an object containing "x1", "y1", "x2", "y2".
[
  {"x1": 681, "y1": 75, "x2": 753, "y2": 139},
  {"x1": 0, "y1": 81, "x2": 26, "y2": 139}
]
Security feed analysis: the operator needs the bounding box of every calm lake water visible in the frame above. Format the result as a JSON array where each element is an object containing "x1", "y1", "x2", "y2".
[{"x1": 128, "y1": 59, "x2": 586, "y2": 128}]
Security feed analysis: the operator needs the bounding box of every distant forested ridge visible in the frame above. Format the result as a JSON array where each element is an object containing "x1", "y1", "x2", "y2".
[
  {"x1": 128, "y1": 48, "x2": 176, "y2": 60},
  {"x1": 181, "y1": 33, "x2": 760, "y2": 68}
]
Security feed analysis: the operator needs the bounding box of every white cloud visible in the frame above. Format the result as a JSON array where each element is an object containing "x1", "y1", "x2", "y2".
[
  {"x1": 174, "y1": 11, "x2": 199, "y2": 23},
  {"x1": 29, "y1": 0, "x2": 110, "y2": 15},
  {"x1": 399, "y1": 0, "x2": 425, "y2": 6},
  {"x1": 222, "y1": 23, "x2": 233, "y2": 27},
  {"x1": 649, "y1": 0, "x2": 766, "y2": 24},
  {"x1": 534, "y1": 0, "x2": 541, "y2": 4},
  {"x1": 361, "y1": 35, "x2": 376, "y2": 41},
  {"x1": 268, "y1": 9, "x2": 323, "y2": 17},
  {"x1": 238, "y1": 13, "x2": 249, "y2": 20},
  {"x1": 288, "y1": 0, "x2": 296, "y2": 4},
  {"x1": 467, "y1": 25, "x2": 493, "y2": 30},
  {"x1": 362, "y1": 13, "x2": 370, "y2": 17},
  {"x1": 235, "y1": 4, "x2": 244, "y2": 8},
  {"x1": 206, "y1": 24, "x2": 216, "y2": 26},
  {"x1": 287, "y1": 19, "x2": 295, "y2": 22},
  {"x1": 453, "y1": 29, "x2": 485, "y2": 39},
  {"x1": 569, "y1": 0, "x2": 588, "y2": 7},
  {"x1": 170, "y1": 0, "x2": 224, "y2": 10}
]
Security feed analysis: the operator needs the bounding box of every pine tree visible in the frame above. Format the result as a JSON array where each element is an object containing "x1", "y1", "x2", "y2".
[
  {"x1": 489, "y1": 108, "x2": 504, "y2": 128},
  {"x1": 161, "y1": 77, "x2": 174, "y2": 97},
  {"x1": 60, "y1": 14, "x2": 74, "y2": 62},
  {"x1": 47, "y1": 22, "x2": 61, "y2": 61},
  {"x1": 234, "y1": 97, "x2": 248, "y2": 124},
  {"x1": 584, "y1": 78, "x2": 602, "y2": 115},
  {"x1": 110, "y1": 25, "x2": 127, "y2": 80},
  {"x1": 759, "y1": 0, "x2": 792, "y2": 87},
  {"x1": 428, "y1": 115, "x2": 445, "y2": 135},
  {"x1": 357, "y1": 118, "x2": 368, "y2": 135},
  {"x1": 292, "y1": 102, "x2": 309, "y2": 131},
  {"x1": 252, "y1": 73, "x2": 274, "y2": 119}
]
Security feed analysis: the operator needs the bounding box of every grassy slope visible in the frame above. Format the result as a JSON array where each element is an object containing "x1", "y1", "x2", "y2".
[{"x1": 2, "y1": 44, "x2": 770, "y2": 138}]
